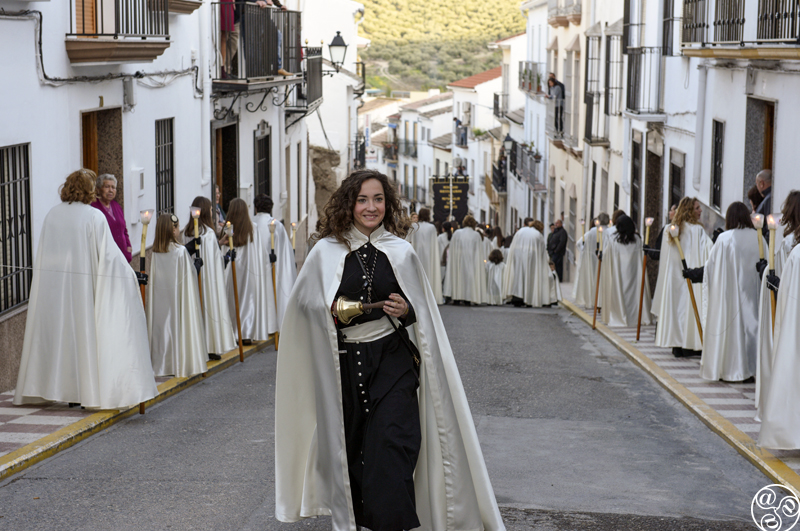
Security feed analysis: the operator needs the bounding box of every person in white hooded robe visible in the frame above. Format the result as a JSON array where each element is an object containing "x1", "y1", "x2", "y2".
[
  {"x1": 444, "y1": 215, "x2": 488, "y2": 305},
  {"x1": 573, "y1": 213, "x2": 609, "y2": 308},
  {"x1": 406, "y1": 208, "x2": 443, "y2": 304},
  {"x1": 653, "y1": 197, "x2": 713, "y2": 357},
  {"x1": 223, "y1": 198, "x2": 278, "y2": 342},
  {"x1": 253, "y1": 194, "x2": 297, "y2": 329},
  {"x1": 485, "y1": 249, "x2": 506, "y2": 305},
  {"x1": 502, "y1": 219, "x2": 551, "y2": 307},
  {"x1": 597, "y1": 210, "x2": 625, "y2": 315},
  {"x1": 437, "y1": 221, "x2": 453, "y2": 285},
  {"x1": 600, "y1": 214, "x2": 653, "y2": 327},
  {"x1": 274, "y1": 170, "x2": 505, "y2": 531},
  {"x1": 182, "y1": 196, "x2": 237, "y2": 360},
  {"x1": 14, "y1": 169, "x2": 157, "y2": 409},
  {"x1": 147, "y1": 214, "x2": 208, "y2": 378},
  {"x1": 686, "y1": 202, "x2": 761, "y2": 382}
]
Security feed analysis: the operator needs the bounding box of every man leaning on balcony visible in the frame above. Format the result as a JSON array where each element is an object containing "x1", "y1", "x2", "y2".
[
  {"x1": 546, "y1": 74, "x2": 565, "y2": 137},
  {"x1": 220, "y1": 0, "x2": 288, "y2": 79}
]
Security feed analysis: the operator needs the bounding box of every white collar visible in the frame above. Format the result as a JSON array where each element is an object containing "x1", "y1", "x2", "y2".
[{"x1": 345, "y1": 224, "x2": 386, "y2": 249}]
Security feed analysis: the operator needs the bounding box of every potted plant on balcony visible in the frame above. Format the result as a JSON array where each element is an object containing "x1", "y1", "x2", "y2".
[
  {"x1": 533, "y1": 147, "x2": 542, "y2": 162},
  {"x1": 536, "y1": 72, "x2": 542, "y2": 93}
]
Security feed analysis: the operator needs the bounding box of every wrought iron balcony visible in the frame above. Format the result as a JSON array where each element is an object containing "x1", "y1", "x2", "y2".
[
  {"x1": 682, "y1": 0, "x2": 800, "y2": 58},
  {"x1": 548, "y1": 0, "x2": 569, "y2": 27},
  {"x1": 399, "y1": 139, "x2": 418, "y2": 159},
  {"x1": 626, "y1": 47, "x2": 664, "y2": 115},
  {"x1": 564, "y1": 0, "x2": 582, "y2": 24},
  {"x1": 211, "y1": 3, "x2": 304, "y2": 90},
  {"x1": 519, "y1": 61, "x2": 545, "y2": 94},
  {"x1": 492, "y1": 163, "x2": 507, "y2": 193},
  {"x1": 515, "y1": 145, "x2": 544, "y2": 190},
  {"x1": 493, "y1": 93, "x2": 509, "y2": 119},
  {"x1": 455, "y1": 125, "x2": 469, "y2": 148},
  {"x1": 66, "y1": 0, "x2": 170, "y2": 63},
  {"x1": 285, "y1": 47, "x2": 323, "y2": 114},
  {"x1": 354, "y1": 135, "x2": 366, "y2": 170},
  {"x1": 383, "y1": 142, "x2": 398, "y2": 163},
  {"x1": 415, "y1": 185, "x2": 427, "y2": 204},
  {"x1": 584, "y1": 92, "x2": 609, "y2": 145}
]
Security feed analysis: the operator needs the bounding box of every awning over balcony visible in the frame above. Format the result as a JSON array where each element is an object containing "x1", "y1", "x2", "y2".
[{"x1": 546, "y1": 36, "x2": 559, "y2": 51}]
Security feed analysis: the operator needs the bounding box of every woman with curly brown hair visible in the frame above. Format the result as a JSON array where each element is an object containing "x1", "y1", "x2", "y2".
[
  {"x1": 14, "y1": 169, "x2": 157, "y2": 409},
  {"x1": 275, "y1": 170, "x2": 504, "y2": 531},
  {"x1": 652, "y1": 197, "x2": 713, "y2": 357}
]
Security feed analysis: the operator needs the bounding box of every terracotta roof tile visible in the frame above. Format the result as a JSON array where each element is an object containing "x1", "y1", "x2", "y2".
[{"x1": 447, "y1": 67, "x2": 503, "y2": 89}]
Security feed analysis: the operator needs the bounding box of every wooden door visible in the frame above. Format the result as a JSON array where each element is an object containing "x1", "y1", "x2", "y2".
[
  {"x1": 76, "y1": 0, "x2": 97, "y2": 35},
  {"x1": 82, "y1": 112, "x2": 98, "y2": 173}
]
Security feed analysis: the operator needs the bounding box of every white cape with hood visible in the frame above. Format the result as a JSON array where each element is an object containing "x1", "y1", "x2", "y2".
[
  {"x1": 486, "y1": 261, "x2": 505, "y2": 305},
  {"x1": 444, "y1": 227, "x2": 488, "y2": 304},
  {"x1": 600, "y1": 233, "x2": 652, "y2": 327},
  {"x1": 755, "y1": 232, "x2": 793, "y2": 417},
  {"x1": 409, "y1": 221, "x2": 443, "y2": 304},
  {"x1": 14, "y1": 203, "x2": 158, "y2": 409},
  {"x1": 759, "y1": 243, "x2": 800, "y2": 449},
  {"x1": 254, "y1": 213, "x2": 297, "y2": 329},
  {"x1": 274, "y1": 225, "x2": 505, "y2": 531},
  {"x1": 501, "y1": 227, "x2": 550, "y2": 307},
  {"x1": 700, "y1": 229, "x2": 760, "y2": 382},
  {"x1": 185, "y1": 229, "x2": 237, "y2": 355},
  {"x1": 147, "y1": 243, "x2": 209, "y2": 378},
  {"x1": 573, "y1": 226, "x2": 602, "y2": 307},
  {"x1": 225, "y1": 230, "x2": 278, "y2": 341},
  {"x1": 653, "y1": 223, "x2": 712, "y2": 350}
]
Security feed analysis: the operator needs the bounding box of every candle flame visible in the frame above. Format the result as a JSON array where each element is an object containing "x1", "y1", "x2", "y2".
[
  {"x1": 598, "y1": 226, "x2": 603, "y2": 233},
  {"x1": 268, "y1": 219, "x2": 277, "y2": 233},
  {"x1": 190, "y1": 207, "x2": 201, "y2": 219},
  {"x1": 767, "y1": 214, "x2": 780, "y2": 230},
  {"x1": 668, "y1": 224, "x2": 680, "y2": 238},
  {"x1": 580, "y1": 219, "x2": 585, "y2": 225},
  {"x1": 225, "y1": 221, "x2": 233, "y2": 236},
  {"x1": 645, "y1": 217, "x2": 654, "y2": 227},
  {"x1": 291, "y1": 222, "x2": 296, "y2": 228},
  {"x1": 594, "y1": 219, "x2": 600, "y2": 227},
  {"x1": 751, "y1": 213, "x2": 764, "y2": 229}
]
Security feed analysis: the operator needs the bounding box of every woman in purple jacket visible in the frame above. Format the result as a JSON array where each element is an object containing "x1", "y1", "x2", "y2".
[{"x1": 91, "y1": 174, "x2": 132, "y2": 262}]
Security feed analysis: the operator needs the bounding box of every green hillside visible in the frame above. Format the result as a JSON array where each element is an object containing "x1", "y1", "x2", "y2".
[{"x1": 358, "y1": 0, "x2": 526, "y2": 92}]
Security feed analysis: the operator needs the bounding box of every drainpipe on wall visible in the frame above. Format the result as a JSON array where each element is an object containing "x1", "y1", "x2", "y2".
[
  {"x1": 692, "y1": 63, "x2": 708, "y2": 191},
  {"x1": 199, "y1": 1, "x2": 212, "y2": 190}
]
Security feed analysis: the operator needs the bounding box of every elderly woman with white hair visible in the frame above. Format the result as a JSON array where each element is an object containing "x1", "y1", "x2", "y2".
[{"x1": 91, "y1": 173, "x2": 132, "y2": 262}]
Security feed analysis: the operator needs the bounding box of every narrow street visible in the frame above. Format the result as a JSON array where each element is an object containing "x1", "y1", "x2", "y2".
[{"x1": 0, "y1": 305, "x2": 766, "y2": 530}]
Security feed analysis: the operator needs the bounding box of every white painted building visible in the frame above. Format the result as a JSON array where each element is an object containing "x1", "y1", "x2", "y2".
[{"x1": 0, "y1": 0, "x2": 335, "y2": 392}]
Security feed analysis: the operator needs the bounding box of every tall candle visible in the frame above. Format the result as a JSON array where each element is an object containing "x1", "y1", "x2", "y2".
[
  {"x1": 291, "y1": 222, "x2": 297, "y2": 250},
  {"x1": 581, "y1": 219, "x2": 585, "y2": 236},
  {"x1": 598, "y1": 226, "x2": 604, "y2": 253},
  {"x1": 752, "y1": 213, "x2": 765, "y2": 260},
  {"x1": 269, "y1": 219, "x2": 276, "y2": 250},
  {"x1": 226, "y1": 221, "x2": 234, "y2": 251},
  {"x1": 767, "y1": 215, "x2": 777, "y2": 270},
  {"x1": 644, "y1": 217, "x2": 654, "y2": 246},
  {"x1": 139, "y1": 209, "x2": 154, "y2": 259}
]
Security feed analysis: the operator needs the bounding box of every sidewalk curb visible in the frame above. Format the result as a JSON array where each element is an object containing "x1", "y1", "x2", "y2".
[
  {"x1": 0, "y1": 340, "x2": 273, "y2": 482},
  {"x1": 560, "y1": 298, "x2": 800, "y2": 495}
]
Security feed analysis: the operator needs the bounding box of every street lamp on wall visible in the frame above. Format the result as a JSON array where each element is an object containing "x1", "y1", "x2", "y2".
[
  {"x1": 503, "y1": 134, "x2": 514, "y2": 152},
  {"x1": 328, "y1": 31, "x2": 348, "y2": 73}
]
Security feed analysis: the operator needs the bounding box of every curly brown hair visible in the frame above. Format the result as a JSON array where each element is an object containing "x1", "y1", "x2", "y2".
[
  {"x1": 313, "y1": 169, "x2": 409, "y2": 248},
  {"x1": 60, "y1": 169, "x2": 97, "y2": 204},
  {"x1": 781, "y1": 190, "x2": 800, "y2": 246}
]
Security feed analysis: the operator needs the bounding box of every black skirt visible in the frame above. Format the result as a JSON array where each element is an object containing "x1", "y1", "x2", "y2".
[{"x1": 339, "y1": 328, "x2": 421, "y2": 531}]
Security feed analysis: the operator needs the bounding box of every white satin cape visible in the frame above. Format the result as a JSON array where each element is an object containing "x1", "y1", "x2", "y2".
[
  {"x1": 14, "y1": 203, "x2": 158, "y2": 409},
  {"x1": 549, "y1": 270, "x2": 562, "y2": 304},
  {"x1": 653, "y1": 224, "x2": 712, "y2": 350},
  {"x1": 573, "y1": 226, "x2": 603, "y2": 307},
  {"x1": 437, "y1": 232, "x2": 451, "y2": 283},
  {"x1": 699, "y1": 229, "x2": 760, "y2": 382},
  {"x1": 225, "y1": 230, "x2": 278, "y2": 340},
  {"x1": 597, "y1": 225, "x2": 618, "y2": 314},
  {"x1": 254, "y1": 213, "x2": 297, "y2": 329},
  {"x1": 444, "y1": 227, "x2": 488, "y2": 304},
  {"x1": 274, "y1": 224, "x2": 505, "y2": 531},
  {"x1": 600, "y1": 233, "x2": 652, "y2": 327},
  {"x1": 758, "y1": 242, "x2": 800, "y2": 449},
  {"x1": 409, "y1": 222, "x2": 444, "y2": 304},
  {"x1": 755, "y1": 232, "x2": 793, "y2": 418},
  {"x1": 147, "y1": 244, "x2": 209, "y2": 378},
  {"x1": 485, "y1": 261, "x2": 505, "y2": 306},
  {"x1": 185, "y1": 229, "x2": 237, "y2": 355},
  {"x1": 501, "y1": 227, "x2": 550, "y2": 307}
]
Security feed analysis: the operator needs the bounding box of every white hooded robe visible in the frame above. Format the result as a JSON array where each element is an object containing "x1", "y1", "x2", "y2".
[
  {"x1": 573, "y1": 226, "x2": 603, "y2": 307},
  {"x1": 444, "y1": 227, "x2": 488, "y2": 304},
  {"x1": 225, "y1": 230, "x2": 278, "y2": 341},
  {"x1": 408, "y1": 221, "x2": 443, "y2": 304},
  {"x1": 14, "y1": 202, "x2": 158, "y2": 409},
  {"x1": 501, "y1": 227, "x2": 550, "y2": 307},
  {"x1": 600, "y1": 233, "x2": 652, "y2": 327},
  {"x1": 254, "y1": 213, "x2": 297, "y2": 329}
]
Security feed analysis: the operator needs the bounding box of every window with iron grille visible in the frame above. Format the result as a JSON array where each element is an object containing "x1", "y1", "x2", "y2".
[
  {"x1": 604, "y1": 36, "x2": 623, "y2": 116},
  {"x1": 0, "y1": 143, "x2": 33, "y2": 315},
  {"x1": 155, "y1": 118, "x2": 175, "y2": 216},
  {"x1": 669, "y1": 149, "x2": 685, "y2": 210},
  {"x1": 590, "y1": 162, "x2": 597, "y2": 221},
  {"x1": 614, "y1": 182, "x2": 620, "y2": 212},
  {"x1": 631, "y1": 137, "x2": 642, "y2": 224},
  {"x1": 255, "y1": 133, "x2": 271, "y2": 198},
  {"x1": 585, "y1": 36, "x2": 601, "y2": 94},
  {"x1": 711, "y1": 120, "x2": 724, "y2": 209},
  {"x1": 662, "y1": 0, "x2": 678, "y2": 55}
]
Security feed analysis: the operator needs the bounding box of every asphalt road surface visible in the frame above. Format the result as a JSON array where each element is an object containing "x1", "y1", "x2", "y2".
[{"x1": 0, "y1": 305, "x2": 768, "y2": 530}]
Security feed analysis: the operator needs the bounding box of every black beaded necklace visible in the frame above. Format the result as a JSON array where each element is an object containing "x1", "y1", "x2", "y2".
[{"x1": 355, "y1": 243, "x2": 379, "y2": 313}]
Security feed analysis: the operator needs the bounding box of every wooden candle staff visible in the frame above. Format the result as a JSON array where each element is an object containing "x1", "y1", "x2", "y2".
[
  {"x1": 581, "y1": 219, "x2": 586, "y2": 237},
  {"x1": 592, "y1": 225, "x2": 604, "y2": 330},
  {"x1": 269, "y1": 220, "x2": 279, "y2": 350},
  {"x1": 767, "y1": 214, "x2": 779, "y2": 334},
  {"x1": 636, "y1": 217, "x2": 654, "y2": 341},
  {"x1": 751, "y1": 213, "x2": 765, "y2": 260},
  {"x1": 291, "y1": 222, "x2": 297, "y2": 251},
  {"x1": 226, "y1": 222, "x2": 245, "y2": 362},
  {"x1": 191, "y1": 207, "x2": 203, "y2": 312},
  {"x1": 668, "y1": 224, "x2": 703, "y2": 344}
]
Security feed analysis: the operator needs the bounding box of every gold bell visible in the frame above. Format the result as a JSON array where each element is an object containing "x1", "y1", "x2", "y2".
[{"x1": 335, "y1": 297, "x2": 365, "y2": 325}]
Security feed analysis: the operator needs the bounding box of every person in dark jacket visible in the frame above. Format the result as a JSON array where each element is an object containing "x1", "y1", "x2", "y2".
[
  {"x1": 547, "y1": 219, "x2": 568, "y2": 281},
  {"x1": 755, "y1": 169, "x2": 773, "y2": 242}
]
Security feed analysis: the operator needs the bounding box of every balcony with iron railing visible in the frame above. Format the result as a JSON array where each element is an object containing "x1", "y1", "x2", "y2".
[
  {"x1": 626, "y1": 47, "x2": 664, "y2": 116},
  {"x1": 584, "y1": 92, "x2": 610, "y2": 145},
  {"x1": 493, "y1": 93, "x2": 509, "y2": 120},
  {"x1": 564, "y1": 0, "x2": 582, "y2": 24},
  {"x1": 492, "y1": 163, "x2": 508, "y2": 193},
  {"x1": 399, "y1": 139, "x2": 418, "y2": 159},
  {"x1": 354, "y1": 135, "x2": 366, "y2": 170},
  {"x1": 383, "y1": 142, "x2": 398, "y2": 163},
  {"x1": 455, "y1": 125, "x2": 469, "y2": 148},
  {"x1": 519, "y1": 61, "x2": 546, "y2": 95},
  {"x1": 548, "y1": 0, "x2": 569, "y2": 26},
  {"x1": 515, "y1": 145, "x2": 544, "y2": 191},
  {"x1": 211, "y1": 3, "x2": 304, "y2": 91},
  {"x1": 66, "y1": 0, "x2": 170, "y2": 63},
  {"x1": 681, "y1": 0, "x2": 800, "y2": 58},
  {"x1": 416, "y1": 185, "x2": 427, "y2": 204},
  {"x1": 286, "y1": 47, "x2": 324, "y2": 114}
]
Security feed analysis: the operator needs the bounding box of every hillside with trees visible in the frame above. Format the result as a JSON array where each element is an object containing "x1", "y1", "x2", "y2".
[{"x1": 358, "y1": 0, "x2": 526, "y2": 92}]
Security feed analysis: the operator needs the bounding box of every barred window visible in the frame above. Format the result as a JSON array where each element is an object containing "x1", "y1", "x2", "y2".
[
  {"x1": 155, "y1": 118, "x2": 175, "y2": 216},
  {"x1": 605, "y1": 36, "x2": 623, "y2": 116},
  {"x1": 255, "y1": 133, "x2": 271, "y2": 198},
  {"x1": 0, "y1": 143, "x2": 33, "y2": 315}
]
